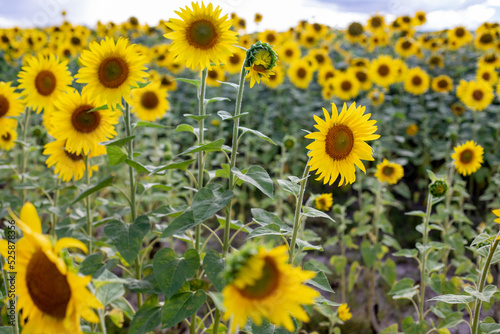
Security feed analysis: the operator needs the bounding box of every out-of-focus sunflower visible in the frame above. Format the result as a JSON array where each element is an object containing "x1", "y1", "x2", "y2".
[
  {"x1": 338, "y1": 304, "x2": 352, "y2": 322},
  {"x1": 0, "y1": 126, "x2": 17, "y2": 151},
  {"x1": 239, "y1": 34, "x2": 253, "y2": 49},
  {"x1": 222, "y1": 245, "x2": 319, "y2": 332},
  {"x1": 345, "y1": 22, "x2": 365, "y2": 43},
  {"x1": 76, "y1": 37, "x2": 148, "y2": 106},
  {"x1": 308, "y1": 48, "x2": 331, "y2": 69},
  {"x1": 263, "y1": 65, "x2": 285, "y2": 89},
  {"x1": 476, "y1": 65, "x2": 498, "y2": 86},
  {"x1": 206, "y1": 66, "x2": 225, "y2": 87},
  {"x1": 395, "y1": 37, "x2": 419, "y2": 58},
  {"x1": 393, "y1": 58, "x2": 408, "y2": 83},
  {"x1": 474, "y1": 30, "x2": 496, "y2": 50},
  {"x1": 375, "y1": 159, "x2": 404, "y2": 185},
  {"x1": 404, "y1": 67, "x2": 430, "y2": 95},
  {"x1": 318, "y1": 65, "x2": 337, "y2": 87},
  {"x1": 406, "y1": 124, "x2": 418, "y2": 136},
  {"x1": 305, "y1": 102, "x2": 380, "y2": 186},
  {"x1": 451, "y1": 103, "x2": 466, "y2": 116},
  {"x1": 315, "y1": 193, "x2": 333, "y2": 211},
  {"x1": 368, "y1": 88, "x2": 385, "y2": 106},
  {"x1": 159, "y1": 73, "x2": 178, "y2": 92},
  {"x1": 333, "y1": 71, "x2": 360, "y2": 101},
  {"x1": 130, "y1": 82, "x2": 169, "y2": 121},
  {"x1": 414, "y1": 11, "x2": 427, "y2": 25},
  {"x1": 369, "y1": 55, "x2": 397, "y2": 88},
  {"x1": 288, "y1": 58, "x2": 314, "y2": 89},
  {"x1": 459, "y1": 80, "x2": 494, "y2": 111},
  {"x1": 0, "y1": 81, "x2": 24, "y2": 130},
  {"x1": 428, "y1": 54, "x2": 444, "y2": 69},
  {"x1": 447, "y1": 26, "x2": 472, "y2": 49},
  {"x1": 164, "y1": 2, "x2": 238, "y2": 70},
  {"x1": 366, "y1": 14, "x2": 385, "y2": 32},
  {"x1": 350, "y1": 58, "x2": 369, "y2": 68},
  {"x1": 431, "y1": 75, "x2": 453, "y2": 93},
  {"x1": 18, "y1": 54, "x2": 72, "y2": 114},
  {"x1": 478, "y1": 51, "x2": 500, "y2": 68},
  {"x1": 368, "y1": 32, "x2": 389, "y2": 51},
  {"x1": 259, "y1": 30, "x2": 280, "y2": 45},
  {"x1": 254, "y1": 13, "x2": 263, "y2": 23},
  {"x1": 225, "y1": 48, "x2": 246, "y2": 74},
  {"x1": 310, "y1": 23, "x2": 328, "y2": 38},
  {"x1": 51, "y1": 90, "x2": 120, "y2": 155},
  {"x1": 451, "y1": 141, "x2": 484, "y2": 176},
  {"x1": 299, "y1": 28, "x2": 320, "y2": 48},
  {"x1": 396, "y1": 15, "x2": 414, "y2": 30},
  {"x1": 321, "y1": 79, "x2": 335, "y2": 100},
  {"x1": 351, "y1": 67, "x2": 372, "y2": 91},
  {"x1": 278, "y1": 40, "x2": 301, "y2": 64}
]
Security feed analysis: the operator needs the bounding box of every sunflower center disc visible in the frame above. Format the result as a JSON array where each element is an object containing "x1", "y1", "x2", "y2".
[
  {"x1": 402, "y1": 16, "x2": 411, "y2": 23},
  {"x1": 0, "y1": 95, "x2": 10, "y2": 117},
  {"x1": 208, "y1": 70, "x2": 218, "y2": 79},
  {"x1": 313, "y1": 23, "x2": 321, "y2": 31},
  {"x1": 285, "y1": 49, "x2": 293, "y2": 57},
  {"x1": 483, "y1": 72, "x2": 491, "y2": 81},
  {"x1": 99, "y1": 57, "x2": 129, "y2": 88},
  {"x1": 378, "y1": 64, "x2": 389, "y2": 76},
  {"x1": 141, "y1": 91, "x2": 159, "y2": 110},
  {"x1": 187, "y1": 20, "x2": 218, "y2": 49},
  {"x1": 65, "y1": 149, "x2": 84, "y2": 161},
  {"x1": 412, "y1": 76, "x2": 422, "y2": 86},
  {"x1": 315, "y1": 54, "x2": 325, "y2": 64},
  {"x1": 480, "y1": 33, "x2": 493, "y2": 44},
  {"x1": 460, "y1": 149, "x2": 474, "y2": 163},
  {"x1": 438, "y1": 79, "x2": 448, "y2": 88},
  {"x1": 356, "y1": 71, "x2": 367, "y2": 82},
  {"x1": 325, "y1": 71, "x2": 334, "y2": 80},
  {"x1": 35, "y1": 70, "x2": 57, "y2": 96},
  {"x1": 2, "y1": 133, "x2": 10, "y2": 141},
  {"x1": 325, "y1": 124, "x2": 355, "y2": 160},
  {"x1": 1, "y1": 35, "x2": 9, "y2": 43},
  {"x1": 70, "y1": 36, "x2": 81, "y2": 46},
  {"x1": 239, "y1": 257, "x2": 279, "y2": 299},
  {"x1": 383, "y1": 166, "x2": 394, "y2": 176},
  {"x1": 348, "y1": 22, "x2": 363, "y2": 36},
  {"x1": 71, "y1": 105, "x2": 101, "y2": 133},
  {"x1": 306, "y1": 36, "x2": 314, "y2": 43},
  {"x1": 253, "y1": 64, "x2": 267, "y2": 73},
  {"x1": 401, "y1": 41, "x2": 412, "y2": 50},
  {"x1": 472, "y1": 89, "x2": 484, "y2": 101},
  {"x1": 341, "y1": 80, "x2": 352, "y2": 91},
  {"x1": 455, "y1": 27, "x2": 465, "y2": 37},
  {"x1": 266, "y1": 33, "x2": 276, "y2": 43},
  {"x1": 26, "y1": 250, "x2": 71, "y2": 319},
  {"x1": 297, "y1": 68, "x2": 307, "y2": 78},
  {"x1": 371, "y1": 17, "x2": 382, "y2": 27},
  {"x1": 229, "y1": 53, "x2": 240, "y2": 64}
]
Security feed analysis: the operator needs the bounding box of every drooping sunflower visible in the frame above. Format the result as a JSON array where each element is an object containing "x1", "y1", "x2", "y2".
[
  {"x1": 375, "y1": 159, "x2": 404, "y2": 185},
  {"x1": 75, "y1": 37, "x2": 148, "y2": 107},
  {"x1": 130, "y1": 82, "x2": 170, "y2": 121},
  {"x1": 0, "y1": 126, "x2": 17, "y2": 151},
  {"x1": 369, "y1": 55, "x2": 397, "y2": 88},
  {"x1": 222, "y1": 245, "x2": 319, "y2": 332},
  {"x1": 43, "y1": 139, "x2": 104, "y2": 182},
  {"x1": 51, "y1": 90, "x2": 120, "y2": 155},
  {"x1": 431, "y1": 75, "x2": 453, "y2": 93},
  {"x1": 460, "y1": 80, "x2": 494, "y2": 111},
  {"x1": 333, "y1": 71, "x2": 360, "y2": 101},
  {"x1": 288, "y1": 58, "x2": 314, "y2": 89},
  {"x1": 17, "y1": 54, "x2": 72, "y2": 113},
  {"x1": 0, "y1": 81, "x2": 24, "y2": 130},
  {"x1": 305, "y1": 102, "x2": 380, "y2": 186},
  {"x1": 451, "y1": 141, "x2": 484, "y2": 176},
  {"x1": 1, "y1": 202, "x2": 103, "y2": 334},
  {"x1": 404, "y1": 67, "x2": 430, "y2": 95},
  {"x1": 278, "y1": 40, "x2": 301, "y2": 64},
  {"x1": 315, "y1": 193, "x2": 333, "y2": 211},
  {"x1": 164, "y1": 2, "x2": 238, "y2": 70}
]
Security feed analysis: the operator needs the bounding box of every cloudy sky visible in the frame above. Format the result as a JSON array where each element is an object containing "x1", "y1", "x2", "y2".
[{"x1": 1, "y1": 0, "x2": 499, "y2": 32}]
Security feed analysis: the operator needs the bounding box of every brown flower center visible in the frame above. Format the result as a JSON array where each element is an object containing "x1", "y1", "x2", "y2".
[
  {"x1": 229, "y1": 53, "x2": 240, "y2": 65},
  {"x1": 285, "y1": 49, "x2": 293, "y2": 57},
  {"x1": 297, "y1": 67, "x2": 307, "y2": 78},
  {"x1": 460, "y1": 149, "x2": 474, "y2": 164},
  {"x1": 1, "y1": 35, "x2": 9, "y2": 43},
  {"x1": 266, "y1": 33, "x2": 276, "y2": 43},
  {"x1": 70, "y1": 36, "x2": 81, "y2": 46},
  {"x1": 437, "y1": 79, "x2": 449, "y2": 88},
  {"x1": 0, "y1": 95, "x2": 10, "y2": 118},
  {"x1": 382, "y1": 166, "x2": 394, "y2": 176},
  {"x1": 71, "y1": 105, "x2": 101, "y2": 133},
  {"x1": 371, "y1": 17, "x2": 382, "y2": 28},
  {"x1": 35, "y1": 70, "x2": 57, "y2": 96},
  {"x1": 325, "y1": 124, "x2": 354, "y2": 160},
  {"x1": 26, "y1": 250, "x2": 71, "y2": 319},
  {"x1": 472, "y1": 89, "x2": 484, "y2": 101},
  {"x1": 355, "y1": 71, "x2": 367, "y2": 82},
  {"x1": 402, "y1": 16, "x2": 411, "y2": 23},
  {"x1": 208, "y1": 69, "x2": 219, "y2": 79},
  {"x1": 480, "y1": 33, "x2": 493, "y2": 44},
  {"x1": 98, "y1": 57, "x2": 129, "y2": 88},
  {"x1": 2, "y1": 132, "x2": 11, "y2": 141},
  {"x1": 455, "y1": 27, "x2": 465, "y2": 37},
  {"x1": 378, "y1": 64, "x2": 389, "y2": 76},
  {"x1": 140, "y1": 91, "x2": 159, "y2": 110},
  {"x1": 238, "y1": 257, "x2": 279, "y2": 300},
  {"x1": 253, "y1": 64, "x2": 267, "y2": 72},
  {"x1": 313, "y1": 23, "x2": 322, "y2": 31},
  {"x1": 412, "y1": 75, "x2": 422, "y2": 86},
  {"x1": 341, "y1": 80, "x2": 352, "y2": 91},
  {"x1": 65, "y1": 150, "x2": 83, "y2": 161},
  {"x1": 482, "y1": 72, "x2": 491, "y2": 81},
  {"x1": 306, "y1": 36, "x2": 314, "y2": 43},
  {"x1": 187, "y1": 19, "x2": 218, "y2": 49},
  {"x1": 401, "y1": 40, "x2": 412, "y2": 50},
  {"x1": 348, "y1": 22, "x2": 363, "y2": 36},
  {"x1": 315, "y1": 54, "x2": 325, "y2": 64}
]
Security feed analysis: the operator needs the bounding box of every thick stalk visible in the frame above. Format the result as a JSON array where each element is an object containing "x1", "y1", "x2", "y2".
[
  {"x1": 471, "y1": 231, "x2": 500, "y2": 334},
  {"x1": 20, "y1": 107, "x2": 31, "y2": 203},
  {"x1": 441, "y1": 165, "x2": 455, "y2": 276},
  {"x1": 340, "y1": 209, "x2": 347, "y2": 304},
  {"x1": 368, "y1": 182, "x2": 383, "y2": 325},
  {"x1": 419, "y1": 193, "x2": 434, "y2": 323},
  {"x1": 84, "y1": 155, "x2": 93, "y2": 254},
  {"x1": 52, "y1": 178, "x2": 61, "y2": 237}
]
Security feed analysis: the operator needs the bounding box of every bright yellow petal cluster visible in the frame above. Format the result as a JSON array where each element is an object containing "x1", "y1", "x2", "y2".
[
  {"x1": 404, "y1": 67, "x2": 430, "y2": 95},
  {"x1": 315, "y1": 193, "x2": 334, "y2": 211},
  {"x1": 451, "y1": 140, "x2": 484, "y2": 176},
  {"x1": 374, "y1": 159, "x2": 404, "y2": 185},
  {"x1": 338, "y1": 303, "x2": 352, "y2": 321},
  {"x1": 130, "y1": 82, "x2": 170, "y2": 121}
]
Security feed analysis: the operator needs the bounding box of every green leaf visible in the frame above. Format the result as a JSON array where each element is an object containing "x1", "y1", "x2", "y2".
[
  {"x1": 129, "y1": 295, "x2": 162, "y2": 334},
  {"x1": 232, "y1": 166, "x2": 274, "y2": 199},
  {"x1": 348, "y1": 261, "x2": 361, "y2": 292},
  {"x1": 96, "y1": 270, "x2": 125, "y2": 306},
  {"x1": 217, "y1": 110, "x2": 248, "y2": 121},
  {"x1": 246, "y1": 223, "x2": 281, "y2": 239},
  {"x1": 480, "y1": 323, "x2": 500, "y2": 333},
  {"x1": 405, "y1": 210, "x2": 426, "y2": 217},
  {"x1": 101, "y1": 136, "x2": 135, "y2": 147},
  {"x1": 427, "y1": 169, "x2": 437, "y2": 182},
  {"x1": 303, "y1": 261, "x2": 334, "y2": 293},
  {"x1": 104, "y1": 216, "x2": 150, "y2": 265},
  {"x1": 393, "y1": 249, "x2": 418, "y2": 258},
  {"x1": 79, "y1": 252, "x2": 105, "y2": 276},
  {"x1": 464, "y1": 285, "x2": 497, "y2": 303},
  {"x1": 153, "y1": 248, "x2": 200, "y2": 299},
  {"x1": 107, "y1": 146, "x2": 128, "y2": 166},
  {"x1": 184, "y1": 113, "x2": 212, "y2": 121},
  {"x1": 89, "y1": 104, "x2": 112, "y2": 112},
  {"x1": 202, "y1": 250, "x2": 225, "y2": 292},
  {"x1": 71, "y1": 176, "x2": 113, "y2": 205},
  {"x1": 277, "y1": 179, "x2": 300, "y2": 197},
  {"x1": 150, "y1": 159, "x2": 196, "y2": 175},
  {"x1": 204, "y1": 97, "x2": 230, "y2": 106},
  {"x1": 428, "y1": 294, "x2": 475, "y2": 304},
  {"x1": 388, "y1": 278, "x2": 418, "y2": 300},
  {"x1": 125, "y1": 159, "x2": 155, "y2": 174},
  {"x1": 361, "y1": 240, "x2": 378, "y2": 268},
  {"x1": 239, "y1": 126, "x2": 277, "y2": 145},
  {"x1": 380, "y1": 324, "x2": 399, "y2": 334},
  {"x1": 179, "y1": 139, "x2": 225, "y2": 155},
  {"x1": 0, "y1": 327, "x2": 13, "y2": 334},
  {"x1": 174, "y1": 78, "x2": 201, "y2": 87},
  {"x1": 161, "y1": 290, "x2": 206, "y2": 329},
  {"x1": 133, "y1": 121, "x2": 169, "y2": 130},
  {"x1": 330, "y1": 255, "x2": 347, "y2": 274},
  {"x1": 302, "y1": 206, "x2": 335, "y2": 222},
  {"x1": 161, "y1": 211, "x2": 197, "y2": 238},
  {"x1": 437, "y1": 312, "x2": 464, "y2": 329},
  {"x1": 381, "y1": 258, "x2": 397, "y2": 286},
  {"x1": 402, "y1": 316, "x2": 429, "y2": 334},
  {"x1": 175, "y1": 124, "x2": 196, "y2": 135},
  {"x1": 217, "y1": 81, "x2": 239, "y2": 90},
  {"x1": 192, "y1": 187, "x2": 234, "y2": 225},
  {"x1": 296, "y1": 239, "x2": 323, "y2": 251}
]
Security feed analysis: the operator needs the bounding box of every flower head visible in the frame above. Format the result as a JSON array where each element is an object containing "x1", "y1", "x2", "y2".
[
  {"x1": 338, "y1": 303, "x2": 352, "y2": 321},
  {"x1": 244, "y1": 41, "x2": 278, "y2": 88},
  {"x1": 451, "y1": 140, "x2": 484, "y2": 176},
  {"x1": 374, "y1": 159, "x2": 404, "y2": 185}
]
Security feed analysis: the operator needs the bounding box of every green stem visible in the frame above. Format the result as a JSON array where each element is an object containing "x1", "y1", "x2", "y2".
[
  {"x1": 419, "y1": 193, "x2": 434, "y2": 323},
  {"x1": 0, "y1": 251, "x2": 19, "y2": 334},
  {"x1": 441, "y1": 164, "x2": 455, "y2": 276},
  {"x1": 20, "y1": 107, "x2": 31, "y2": 203},
  {"x1": 84, "y1": 155, "x2": 93, "y2": 254},
  {"x1": 52, "y1": 178, "x2": 61, "y2": 237},
  {"x1": 471, "y1": 231, "x2": 500, "y2": 334},
  {"x1": 340, "y1": 208, "x2": 347, "y2": 304},
  {"x1": 368, "y1": 182, "x2": 383, "y2": 324}
]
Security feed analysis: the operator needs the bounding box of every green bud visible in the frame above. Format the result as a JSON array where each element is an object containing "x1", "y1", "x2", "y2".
[
  {"x1": 283, "y1": 135, "x2": 296, "y2": 149},
  {"x1": 244, "y1": 41, "x2": 278, "y2": 70},
  {"x1": 164, "y1": 151, "x2": 173, "y2": 161},
  {"x1": 429, "y1": 179, "x2": 448, "y2": 198}
]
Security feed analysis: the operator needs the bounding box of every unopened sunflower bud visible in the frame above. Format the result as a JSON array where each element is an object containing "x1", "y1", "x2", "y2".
[
  {"x1": 283, "y1": 135, "x2": 296, "y2": 149},
  {"x1": 429, "y1": 179, "x2": 448, "y2": 198},
  {"x1": 244, "y1": 41, "x2": 278, "y2": 88}
]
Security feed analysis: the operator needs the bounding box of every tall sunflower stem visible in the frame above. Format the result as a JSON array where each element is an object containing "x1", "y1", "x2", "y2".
[
  {"x1": 223, "y1": 65, "x2": 246, "y2": 257},
  {"x1": 20, "y1": 107, "x2": 31, "y2": 203},
  {"x1": 368, "y1": 182, "x2": 383, "y2": 325},
  {"x1": 441, "y1": 164, "x2": 455, "y2": 276},
  {"x1": 471, "y1": 231, "x2": 500, "y2": 334},
  {"x1": 0, "y1": 251, "x2": 19, "y2": 334},
  {"x1": 289, "y1": 157, "x2": 311, "y2": 264},
  {"x1": 84, "y1": 155, "x2": 93, "y2": 254},
  {"x1": 52, "y1": 178, "x2": 62, "y2": 237},
  {"x1": 418, "y1": 193, "x2": 434, "y2": 323}
]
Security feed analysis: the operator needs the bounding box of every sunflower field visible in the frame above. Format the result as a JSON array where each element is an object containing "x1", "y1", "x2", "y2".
[{"x1": 1, "y1": 2, "x2": 500, "y2": 334}]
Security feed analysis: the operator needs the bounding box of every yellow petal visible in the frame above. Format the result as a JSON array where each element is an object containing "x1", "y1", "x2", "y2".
[
  {"x1": 54, "y1": 237, "x2": 88, "y2": 254},
  {"x1": 19, "y1": 202, "x2": 42, "y2": 234}
]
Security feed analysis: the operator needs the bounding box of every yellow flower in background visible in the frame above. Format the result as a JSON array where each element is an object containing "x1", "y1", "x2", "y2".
[
  {"x1": 0, "y1": 126, "x2": 17, "y2": 151},
  {"x1": 338, "y1": 303, "x2": 352, "y2": 321},
  {"x1": 305, "y1": 102, "x2": 380, "y2": 186},
  {"x1": 76, "y1": 37, "x2": 148, "y2": 106},
  {"x1": 431, "y1": 75, "x2": 453, "y2": 93},
  {"x1": 369, "y1": 55, "x2": 397, "y2": 88},
  {"x1": 254, "y1": 13, "x2": 263, "y2": 23},
  {"x1": 318, "y1": 65, "x2": 337, "y2": 87},
  {"x1": 404, "y1": 67, "x2": 430, "y2": 95},
  {"x1": 345, "y1": 22, "x2": 365, "y2": 43},
  {"x1": 406, "y1": 124, "x2": 418, "y2": 136},
  {"x1": 493, "y1": 209, "x2": 500, "y2": 224},
  {"x1": 351, "y1": 58, "x2": 370, "y2": 68},
  {"x1": 395, "y1": 37, "x2": 419, "y2": 58},
  {"x1": 366, "y1": 14, "x2": 385, "y2": 32},
  {"x1": 476, "y1": 65, "x2": 498, "y2": 86},
  {"x1": 460, "y1": 80, "x2": 494, "y2": 111},
  {"x1": 0, "y1": 81, "x2": 24, "y2": 130},
  {"x1": 222, "y1": 245, "x2": 319, "y2": 332},
  {"x1": 368, "y1": 89, "x2": 385, "y2": 106},
  {"x1": 315, "y1": 193, "x2": 333, "y2": 211},
  {"x1": 479, "y1": 51, "x2": 500, "y2": 68},
  {"x1": 288, "y1": 58, "x2": 314, "y2": 89},
  {"x1": 414, "y1": 11, "x2": 427, "y2": 25},
  {"x1": 451, "y1": 103, "x2": 466, "y2": 117},
  {"x1": 165, "y1": 2, "x2": 238, "y2": 70},
  {"x1": 264, "y1": 65, "x2": 285, "y2": 89},
  {"x1": 474, "y1": 30, "x2": 495, "y2": 51},
  {"x1": 130, "y1": 82, "x2": 170, "y2": 121},
  {"x1": 206, "y1": 66, "x2": 225, "y2": 87},
  {"x1": 451, "y1": 140, "x2": 484, "y2": 176},
  {"x1": 18, "y1": 54, "x2": 72, "y2": 113},
  {"x1": 225, "y1": 48, "x2": 246, "y2": 74},
  {"x1": 1, "y1": 202, "x2": 103, "y2": 334},
  {"x1": 351, "y1": 67, "x2": 372, "y2": 91},
  {"x1": 375, "y1": 159, "x2": 404, "y2": 185},
  {"x1": 278, "y1": 40, "x2": 301, "y2": 64},
  {"x1": 428, "y1": 55, "x2": 444, "y2": 69},
  {"x1": 447, "y1": 26, "x2": 472, "y2": 49},
  {"x1": 51, "y1": 90, "x2": 120, "y2": 155},
  {"x1": 333, "y1": 71, "x2": 360, "y2": 101}
]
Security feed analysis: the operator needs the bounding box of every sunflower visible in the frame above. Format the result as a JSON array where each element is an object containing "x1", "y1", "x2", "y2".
[
  {"x1": 375, "y1": 159, "x2": 404, "y2": 184},
  {"x1": 404, "y1": 67, "x2": 430, "y2": 95},
  {"x1": 451, "y1": 141, "x2": 484, "y2": 176},
  {"x1": 278, "y1": 40, "x2": 301, "y2": 64},
  {"x1": 475, "y1": 30, "x2": 496, "y2": 51},
  {"x1": 159, "y1": 73, "x2": 178, "y2": 92},
  {"x1": 75, "y1": 37, "x2": 148, "y2": 107},
  {"x1": 393, "y1": 58, "x2": 408, "y2": 83},
  {"x1": 17, "y1": 54, "x2": 72, "y2": 114},
  {"x1": 395, "y1": 37, "x2": 419, "y2": 58},
  {"x1": 43, "y1": 139, "x2": 104, "y2": 182},
  {"x1": 288, "y1": 58, "x2": 314, "y2": 89},
  {"x1": 479, "y1": 51, "x2": 500, "y2": 68},
  {"x1": 315, "y1": 193, "x2": 333, "y2": 211},
  {"x1": 130, "y1": 82, "x2": 170, "y2": 121},
  {"x1": 338, "y1": 303, "x2": 352, "y2": 322},
  {"x1": 369, "y1": 55, "x2": 397, "y2": 88},
  {"x1": 318, "y1": 65, "x2": 337, "y2": 87},
  {"x1": 299, "y1": 28, "x2": 319, "y2": 48},
  {"x1": 366, "y1": 14, "x2": 385, "y2": 32},
  {"x1": 254, "y1": 13, "x2": 263, "y2": 23},
  {"x1": 239, "y1": 34, "x2": 254, "y2": 49},
  {"x1": 368, "y1": 32, "x2": 389, "y2": 51},
  {"x1": 225, "y1": 48, "x2": 246, "y2": 74},
  {"x1": 264, "y1": 65, "x2": 285, "y2": 89},
  {"x1": 259, "y1": 30, "x2": 280, "y2": 45},
  {"x1": 222, "y1": 245, "x2": 319, "y2": 332},
  {"x1": 0, "y1": 81, "x2": 24, "y2": 130},
  {"x1": 460, "y1": 80, "x2": 494, "y2": 111},
  {"x1": 0, "y1": 126, "x2": 17, "y2": 151},
  {"x1": 333, "y1": 71, "x2": 360, "y2": 101},
  {"x1": 414, "y1": 11, "x2": 427, "y2": 25},
  {"x1": 476, "y1": 65, "x2": 498, "y2": 86},
  {"x1": 431, "y1": 75, "x2": 453, "y2": 93},
  {"x1": 428, "y1": 55, "x2": 444, "y2": 69},
  {"x1": 206, "y1": 66, "x2": 225, "y2": 87},
  {"x1": 368, "y1": 88, "x2": 385, "y2": 106},
  {"x1": 351, "y1": 58, "x2": 369, "y2": 68},
  {"x1": 451, "y1": 103, "x2": 466, "y2": 116},
  {"x1": 406, "y1": 124, "x2": 418, "y2": 136},
  {"x1": 308, "y1": 48, "x2": 331, "y2": 69},
  {"x1": 51, "y1": 90, "x2": 120, "y2": 155},
  {"x1": 164, "y1": 2, "x2": 238, "y2": 71},
  {"x1": 0, "y1": 202, "x2": 103, "y2": 334},
  {"x1": 447, "y1": 26, "x2": 472, "y2": 49},
  {"x1": 351, "y1": 67, "x2": 372, "y2": 91},
  {"x1": 305, "y1": 102, "x2": 380, "y2": 186},
  {"x1": 345, "y1": 22, "x2": 365, "y2": 43}
]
